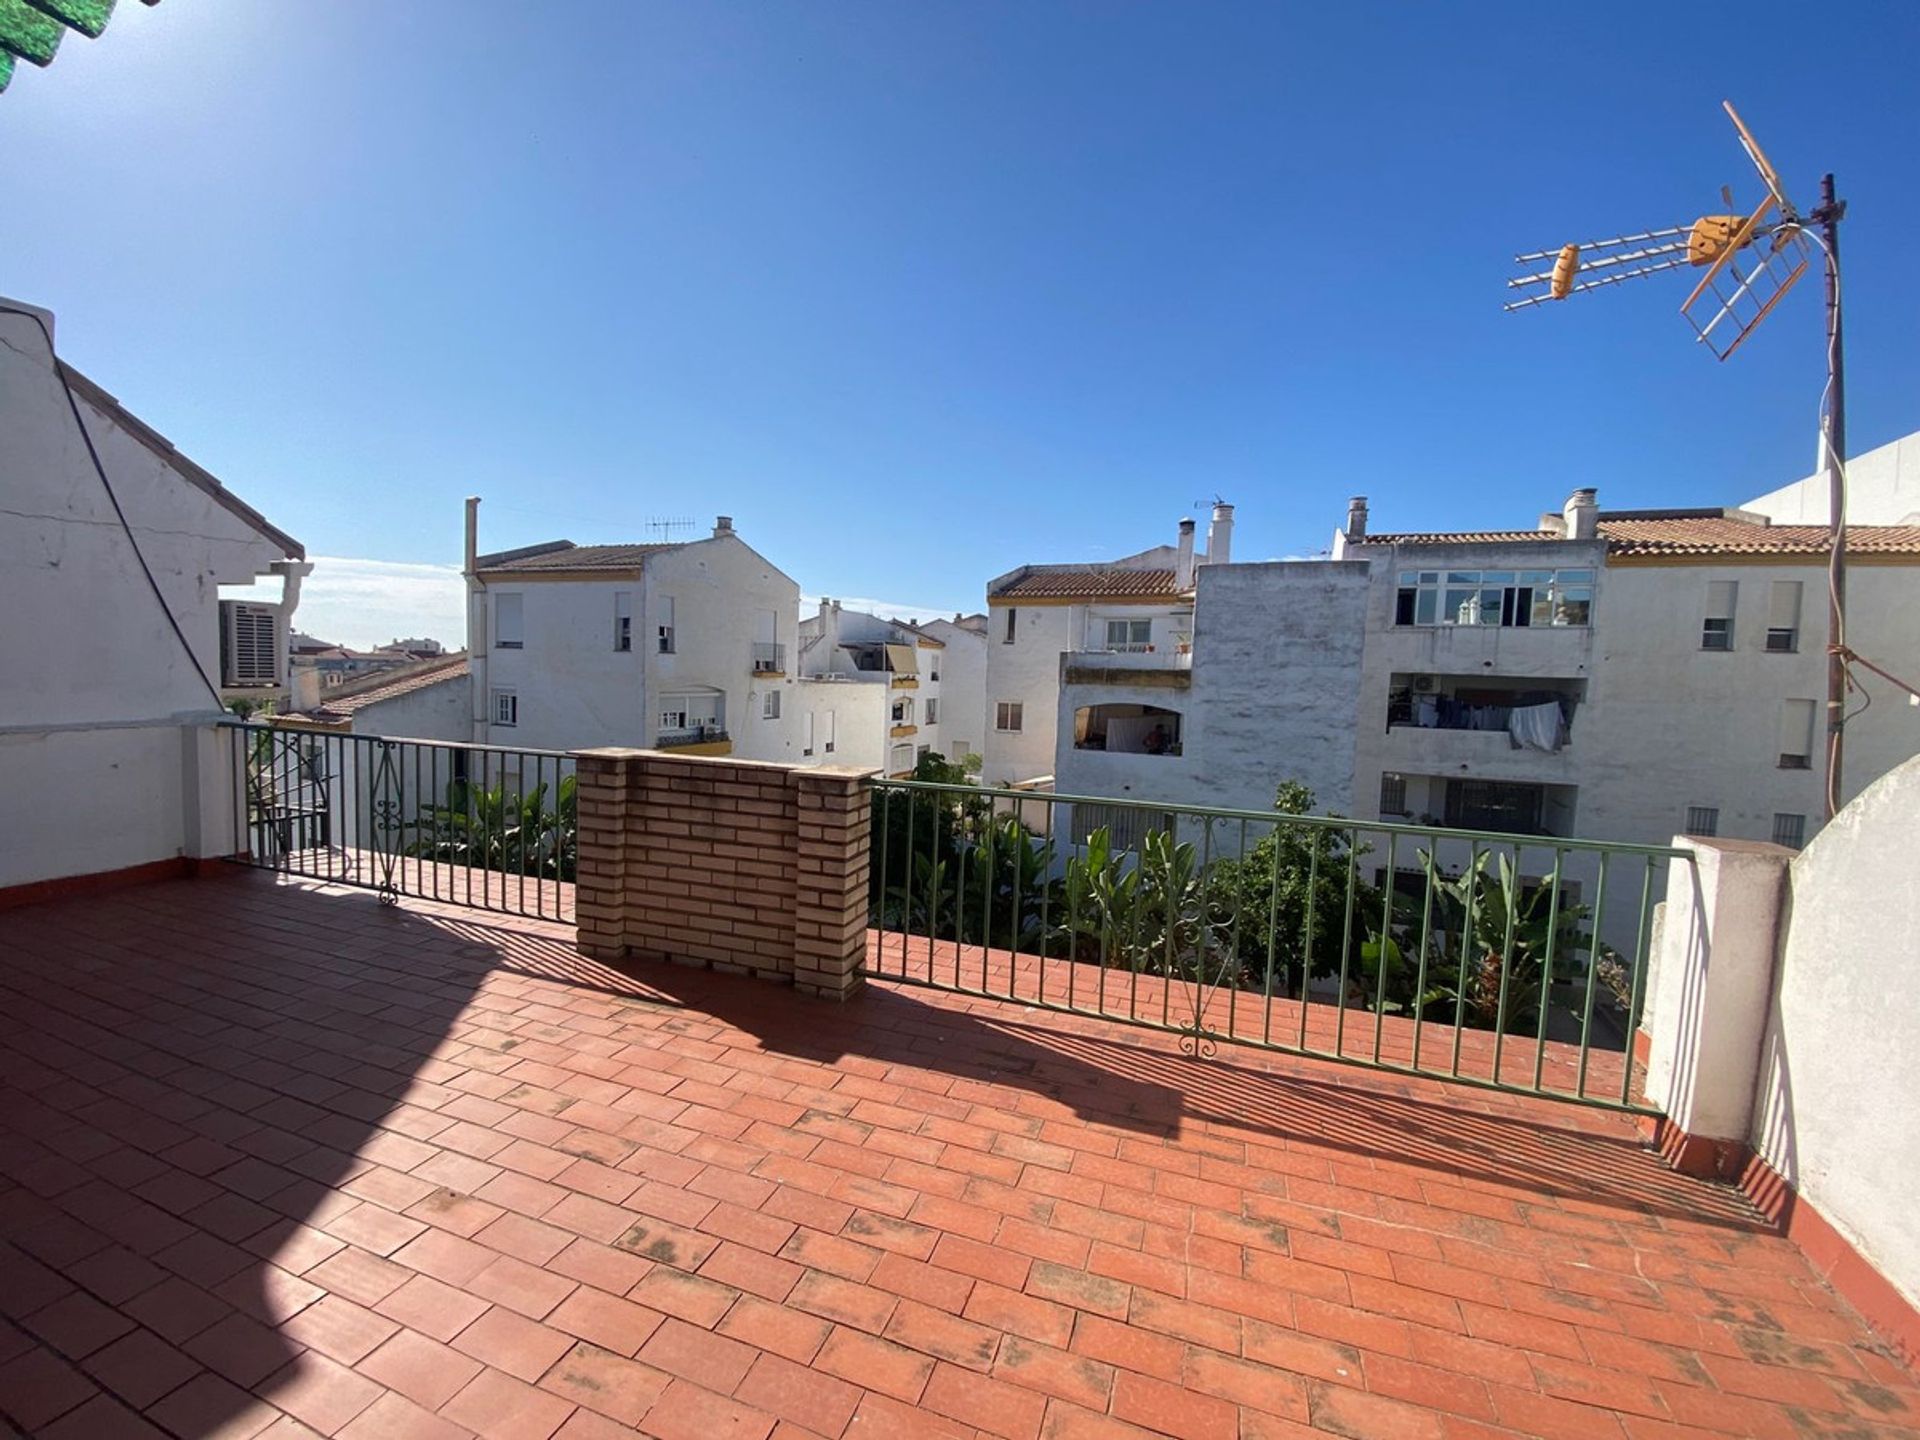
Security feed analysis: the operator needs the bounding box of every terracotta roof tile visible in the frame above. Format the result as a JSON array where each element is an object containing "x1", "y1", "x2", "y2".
[
  {"x1": 1597, "y1": 518, "x2": 1920, "y2": 556},
  {"x1": 1361, "y1": 520, "x2": 1920, "y2": 558},
  {"x1": 301, "y1": 657, "x2": 469, "y2": 722},
  {"x1": 477, "y1": 542, "x2": 682, "y2": 573},
  {"x1": 990, "y1": 567, "x2": 1186, "y2": 600}
]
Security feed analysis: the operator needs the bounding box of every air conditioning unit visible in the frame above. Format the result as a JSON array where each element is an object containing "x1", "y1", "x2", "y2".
[
  {"x1": 1410, "y1": 674, "x2": 1438, "y2": 693},
  {"x1": 221, "y1": 601, "x2": 280, "y2": 687}
]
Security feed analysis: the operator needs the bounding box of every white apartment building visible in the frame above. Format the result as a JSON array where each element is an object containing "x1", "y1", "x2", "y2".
[
  {"x1": 1048, "y1": 468, "x2": 1920, "y2": 945},
  {"x1": 795, "y1": 601, "x2": 949, "y2": 778},
  {"x1": 983, "y1": 504, "x2": 1234, "y2": 786},
  {"x1": 466, "y1": 507, "x2": 801, "y2": 762},
  {"x1": 0, "y1": 298, "x2": 308, "y2": 889},
  {"x1": 917, "y1": 614, "x2": 990, "y2": 763}
]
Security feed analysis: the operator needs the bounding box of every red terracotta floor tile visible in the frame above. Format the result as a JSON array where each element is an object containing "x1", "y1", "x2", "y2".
[{"x1": 0, "y1": 873, "x2": 1912, "y2": 1440}]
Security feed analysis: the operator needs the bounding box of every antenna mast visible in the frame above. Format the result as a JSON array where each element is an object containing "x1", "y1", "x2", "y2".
[{"x1": 1504, "y1": 100, "x2": 1850, "y2": 819}]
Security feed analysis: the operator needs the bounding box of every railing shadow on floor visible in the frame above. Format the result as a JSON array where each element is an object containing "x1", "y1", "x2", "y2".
[{"x1": 420, "y1": 901, "x2": 1765, "y2": 1236}]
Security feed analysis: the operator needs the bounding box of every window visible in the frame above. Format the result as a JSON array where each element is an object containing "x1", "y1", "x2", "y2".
[
  {"x1": 891, "y1": 697, "x2": 912, "y2": 726},
  {"x1": 1393, "y1": 569, "x2": 1592, "y2": 628},
  {"x1": 996, "y1": 701, "x2": 1023, "y2": 732},
  {"x1": 823, "y1": 709, "x2": 836, "y2": 754},
  {"x1": 1702, "y1": 581, "x2": 1737, "y2": 650},
  {"x1": 1766, "y1": 580, "x2": 1802, "y2": 652},
  {"x1": 494, "y1": 593, "x2": 524, "y2": 649},
  {"x1": 1772, "y1": 813, "x2": 1806, "y2": 850},
  {"x1": 1103, "y1": 618, "x2": 1152, "y2": 651},
  {"x1": 1445, "y1": 779, "x2": 1544, "y2": 834},
  {"x1": 762, "y1": 690, "x2": 781, "y2": 721},
  {"x1": 657, "y1": 595, "x2": 676, "y2": 654},
  {"x1": 1777, "y1": 698, "x2": 1815, "y2": 769},
  {"x1": 1003, "y1": 608, "x2": 1017, "y2": 644},
  {"x1": 889, "y1": 743, "x2": 915, "y2": 775},
  {"x1": 917, "y1": 744, "x2": 931, "y2": 762},
  {"x1": 802, "y1": 711, "x2": 815, "y2": 757},
  {"x1": 1684, "y1": 806, "x2": 1719, "y2": 838},
  {"x1": 1379, "y1": 773, "x2": 1407, "y2": 816},
  {"x1": 924, "y1": 698, "x2": 938, "y2": 725},
  {"x1": 492, "y1": 689, "x2": 518, "y2": 727},
  {"x1": 614, "y1": 592, "x2": 632, "y2": 652}
]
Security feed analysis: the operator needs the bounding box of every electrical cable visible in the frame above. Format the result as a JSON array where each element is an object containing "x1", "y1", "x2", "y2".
[{"x1": 2, "y1": 303, "x2": 228, "y2": 708}]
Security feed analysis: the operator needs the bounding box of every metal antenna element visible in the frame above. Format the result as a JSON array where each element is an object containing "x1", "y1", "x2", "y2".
[
  {"x1": 1501, "y1": 100, "x2": 1852, "y2": 819},
  {"x1": 1502, "y1": 101, "x2": 1812, "y2": 360},
  {"x1": 644, "y1": 516, "x2": 697, "y2": 543}
]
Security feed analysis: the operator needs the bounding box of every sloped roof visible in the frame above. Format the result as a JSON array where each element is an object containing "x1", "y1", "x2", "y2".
[
  {"x1": 1362, "y1": 531, "x2": 1551, "y2": 547},
  {"x1": 298, "y1": 657, "x2": 469, "y2": 722},
  {"x1": 59, "y1": 364, "x2": 305, "y2": 559},
  {"x1": 476, "y1": 541, "x2": 682, "y2": 573},
  {"x1": 990, "y1": 566, "x2": 1187, "y2": 600},
  {"x1": 1361, "y1": 518, "x2": 1920, "y2": 557},
  {"x1": 1598, "y1": 518, "x2": 1920, "y2": 556}
]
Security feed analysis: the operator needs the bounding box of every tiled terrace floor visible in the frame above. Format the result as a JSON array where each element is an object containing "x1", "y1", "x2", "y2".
[{"x1": 0, "y1": 873, "x2": 1914, "y2": 1440}]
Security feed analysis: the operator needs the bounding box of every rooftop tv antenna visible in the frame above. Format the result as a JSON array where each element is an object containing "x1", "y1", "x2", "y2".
[
  {"x1": 644, "y1": 516, "x2": 697, "y2": 543},
  {"x1": 1504, "y1": 100, "x2": 1851, "y2": 819}
]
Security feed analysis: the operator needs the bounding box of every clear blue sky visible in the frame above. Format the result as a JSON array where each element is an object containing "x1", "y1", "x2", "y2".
[{"x1": 7, "y1": 2, "x2": 1918, "y2": 643}]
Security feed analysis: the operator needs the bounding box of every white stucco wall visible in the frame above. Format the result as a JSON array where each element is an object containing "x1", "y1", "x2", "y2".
[
  {"x1": 1742, "y1": 429, "x2": 1920, "y2": 526},
  {"x1": 921, "y1": 619, "x2": 989, "y2": 762},
  {"x1": 1752, "y1": 756, "x2": 1920, "y2": 1315},
  {"x1": 475, "y1": 532, "x2": 800, "y2": 762},
  {"x1": 1, "y1": 304, "x2": 296, "y2": 887},
  {"x1": 793, "y1": 679, "x2": 888, "y2": 774},
  {"x1": 985, "y1": 600, "x2": 1196, "y2": 786},
  {"x1": 349, "y1": 675, "x2": 473, "y2": 746}
]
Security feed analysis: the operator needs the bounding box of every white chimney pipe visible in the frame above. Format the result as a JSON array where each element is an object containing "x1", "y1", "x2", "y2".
[
  {"x1": 1207, "y1": 502, "x2": 1234, "y2": 567},
  {"x1": 1175, "y1": 519, "x2": 1197, "y2": 589},
  {"x1": 1563, "y1": 488, "x2": 1598, "y2": 541},
  {"x1": 714, "y1": 515, "x2": 734, "y2": 538}
]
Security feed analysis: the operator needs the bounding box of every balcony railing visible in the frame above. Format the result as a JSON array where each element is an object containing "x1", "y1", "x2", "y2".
[
  {"x1": 218, "y1": 720, "x2": 576, "y2": 922},
  {"x1": 867, "y1": 778, "x2": 1689, "y2": 1111},
  {"x1": 752, "y1": 643, "x2": 786, "y2": 673},
  {"x1": 657, "y1": 724, "x2": 729, "y2": 749}
]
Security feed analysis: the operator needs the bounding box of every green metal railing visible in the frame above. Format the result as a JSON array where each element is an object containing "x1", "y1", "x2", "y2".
[
  {"x1": 867, "y1": 780, "x2": 1689, "y2": 1112},
  {"x1": 220, "y1": 720, "x2": 576, "y2": 922}
]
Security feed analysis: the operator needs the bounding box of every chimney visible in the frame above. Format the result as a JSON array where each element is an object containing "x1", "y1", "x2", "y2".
[
  {"x1": 1175, "y1": 519, "x2": 1197, "y2": 589},
  {"x1": 464, "y1": 496, "x2": 481, "y2": 576},
  {"x1": 1206, "y1": 502, "x2": 1234, "y2": 567},
  {"x1": 1562, "y1": 488, "x2": 1598, "y2": 541},
  {"x1": 713, "y1": 515, "x2": 734, "y2": 538},
  {"x1": 1344, "y1": 496, "x2": 1368, "y2": 542}
]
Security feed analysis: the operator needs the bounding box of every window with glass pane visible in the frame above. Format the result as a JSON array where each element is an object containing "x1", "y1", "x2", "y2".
[
  {"x1": 1766, "y1": 580, "x2": 1801, "y2": 652},
  {"x1": 1777, "y1": 699, "x2": 1814, "y2": 769},
  {"x1": 1379, "y1": 773, "x2": 1407, "y2": 815},
  {"x1": 1702, "y1": 581, "x2": 1737, "y2": 650},
  {"x1": 1772, "y1": 813, "x2": 1806, "y2": 849},
  {"x1": 1104, "y1": 618, "x2": 1152, "y2": 650},
  {"x1": 1684, "y1": 805, "x2": 1718, "y2": 837},
  {"x1": 1393, "y1": 567, "x2": 1592, "y2": 629}
]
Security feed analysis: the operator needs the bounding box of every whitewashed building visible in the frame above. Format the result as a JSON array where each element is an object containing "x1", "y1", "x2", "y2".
[
  {"x1": 918, "y1": 614, "x2": 990, "y2": 764},
  {"x1": 0, "y1": 298, "x2": 308, "y2": 890},
  {"x1": 983, "y1": 504, "x2": 1235, "y2": 786},
  {"x1": 795, "y1": 601, "x2": 948, "y2": 778},
  {"x1": 466, "y1": 507, "x2": 801, "y2": 762}
]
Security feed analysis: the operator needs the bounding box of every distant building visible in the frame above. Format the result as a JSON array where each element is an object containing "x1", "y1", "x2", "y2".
[
  {"x1": 466, "y1": 509, "x2": 800, "y2": 762},
  {"x1": 795, "y1": 602, "x2": 950, "y2": 778},
  {"x1": 288, "y1": 634, "x2": 451, "y2": 711},
  {"x1": 917, "y1": 615, "x2": 990, "y2": 765},
  {"x1": 982, "y1": 504, "x2": 1234, "y2": 786}
]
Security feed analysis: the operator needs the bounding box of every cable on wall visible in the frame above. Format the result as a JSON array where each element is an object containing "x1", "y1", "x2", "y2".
[{"x1": 2, "y1": 303, "x2": 227, "y2": 708}]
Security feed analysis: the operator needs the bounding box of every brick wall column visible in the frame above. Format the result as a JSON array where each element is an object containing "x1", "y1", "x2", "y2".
[
  {"x1": 792, "y1": 768, "x2": 874, "y2": 1001},
  {"x1": 573, "y1": 747, "x2": 643, "y2": 962}
]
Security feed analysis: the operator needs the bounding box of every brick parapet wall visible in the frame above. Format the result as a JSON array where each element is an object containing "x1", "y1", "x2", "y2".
[{"x1": 573, "y1": 748, "x2": 873, "y2": 1000}]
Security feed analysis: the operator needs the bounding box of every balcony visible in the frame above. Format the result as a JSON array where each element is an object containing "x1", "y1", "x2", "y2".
[
  {"x1": 1061, "y1": 648, "x2": 1192, "y2": 690},
  {"x1": 655, "y1": 723, "x2": 732, "y2": 755},
  {"x1": 4, "y1": 866, "x2": 1913, "y2": 1440},
  {"x1": 2, "y1": 728, "x2": 1915, "y2": 1440},
  {"x1": 751, "y1": 642, "x2": 786, "y2": 675}
]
